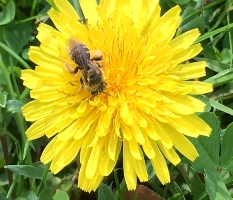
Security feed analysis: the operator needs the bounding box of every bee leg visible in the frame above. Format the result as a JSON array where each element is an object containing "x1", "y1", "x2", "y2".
[
  {"x1": 90, "y1": 50, "x2": 104, "y2": 68},
  {"x1": 73, "y1": 67, "x2": 79, "y2": 74},
  {"x1": 80, "y1": 77, "x2": 84, "y2": 88},
  {"x1": 90, "y1": 50, "x2": 103, "y2": 61},
  {"x1": 77, "y1": 77, "x2": 84, "y2": 94},
  {"x1": 89, "y1": 92, "x2": 98, "y2": 101}
]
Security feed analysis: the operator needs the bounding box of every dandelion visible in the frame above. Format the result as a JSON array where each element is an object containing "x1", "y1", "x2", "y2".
[{"x1": 21, "y1": 0, "x2": 213, "y2": 192}]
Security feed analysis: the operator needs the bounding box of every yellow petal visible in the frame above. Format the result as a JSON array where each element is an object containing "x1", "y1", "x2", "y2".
[
  {"x1": 79, "y1": 0, "x2": 99, "y2": 24},
  {"x1": 132, "y1": 157, "x2": 148, "y2": 182},
  {"x1": 108, "y1": 127, "x2": 121, "y2": 160},
  {"x1": 50, "y1": 139, "x2": 82, "y2": 173},
  {"x1": 151, "y1": 143, "x2": 170, "y2": 184},
  {"x1": 186, "y1": 81, "x2": 213, "y2": 94},
  {"x1": 168, "y1": 114, "x2": 211, "y2": 137},
  {"x1": 41, "y1": 136, "x2": 57, "y2": 163},
  {"x1": 53, "y1": 0, "x2": 79, "y2": 21},
  {"x1": 128, "y1": 139, "x2": 142, "y2": 160},
  {"x1": 141, "y1": 134, "x2": 155, "y2": 159},
  {"x1": 85, "y1": 138, "x2": 104, "y2": 179},
  {"x1": 78, "y1": 163, "x2": 104, "y2": 192},
  {"x1": 172, "y1": 61, "x2": 207, "y2": 80},
  {"x1": 165, "y1": 125, "x2": 199, "y2": 161},
  {"x1": 123, "y1": 141, "x2": 137, "y2": 190},
  {"x1": 157, "y1": 140, "x2": 180, "y2": 165}
]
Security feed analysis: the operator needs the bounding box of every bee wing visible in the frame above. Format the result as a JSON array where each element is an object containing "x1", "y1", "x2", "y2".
[
  {"x1": 66, "y1": 37, "x2": 80, "y2": 53},
  {"x1": 88, "y1": 61, "x2": 103, "y2": 75},
  {"x1": 66, "y1": 37, "x2": 90, "y2": 60}
]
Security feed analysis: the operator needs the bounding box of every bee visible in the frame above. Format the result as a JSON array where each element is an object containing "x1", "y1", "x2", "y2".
[{"x1": 67, "y1": 38, "x2": 107, "y2": 97}]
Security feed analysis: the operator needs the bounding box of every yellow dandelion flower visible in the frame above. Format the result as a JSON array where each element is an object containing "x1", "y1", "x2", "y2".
[{"x1": 21, "y1": 0, "x2": 213, "y2": 192}]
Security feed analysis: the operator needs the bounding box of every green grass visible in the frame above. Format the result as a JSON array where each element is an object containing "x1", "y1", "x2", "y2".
[{"x1": 1, "y1": 0, "x2": 233, "y2": 199}]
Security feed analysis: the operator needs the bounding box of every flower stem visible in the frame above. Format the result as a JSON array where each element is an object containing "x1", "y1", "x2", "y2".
[
  {"x1": 227, "y1": 13, "x2": 233, "y2": 69},
  {"x1": 30, "y1": 0, "x2": 38, "y2": 17},
  {"x1": 0, "y1": 58, "x2": 27, "y2": 147},
  {"x1": 0, "y1": 42, "x2": 31, "y2": 69},
  {"x1": 37, "y1": 162, "x2": 51, "y2": 195},
  {"x1": 195, "y1": 23, "x2": 233, "y2": 43},
  {"x1": 0, "y1": 126, "x2": 16, "y2": 200},
  {"x1": 114, "y1": 169, "x2": 124, "y2": 200}
]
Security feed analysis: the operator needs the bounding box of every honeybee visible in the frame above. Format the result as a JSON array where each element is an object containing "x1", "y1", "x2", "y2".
[{"x1": 67, "y1": 38, "x2": 107, "y2": 97}]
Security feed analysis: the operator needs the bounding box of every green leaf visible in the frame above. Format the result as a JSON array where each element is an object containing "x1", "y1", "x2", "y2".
[
  {"x1": 195, "y1": 95, "x2": 212, "y2": 112},
  {"x1": 0, "y1": 173, "x2": 8, "y2": 185},
  {"x1": 21, "y1": 48, "x2": 29, "y2": 60},
  {"x1": 181, "y1": 16, "x2": 203, "y2": 33},
  {"x1": 59, "y1": 180, "x2": 73, "y2": 192},
  {"x1": 17, "y1": 0, "x2": 34, "y2": 8},
  {"x1": 0, "y1": 27, "x2": 11, "y2": 67},
  {"x1": 202, "y1": 45, "x2": 221, "y2": 61},
  {"x1": 171, "y1": 0, "x2": 190, "y2": 5},
  {"x1": 8, "y1": 66, "x2": 21, "y2": 78},
  {"x1": 209, "y1": 99, "x2": 233, "y2": 116},
  {"x1": 46, "y1": 177, "x2": 62, "y2": 191},
  {"x1": 26, "y1": 191, "x2": 38, "y2": 200},
  {"x1": 0, "y1": 68, "x2": 6, "y2": 85},
  {"x1": 0, "y1": 192, "x2": 9, "y2": 200},
  {"x1": 6, "y1": 100, "x2": 23, "y2": 113},
  {"x1": 23, "y1": 140, "x2": 30, "y2": 160},
  {"x1": 205, "y1": 166, "x2": 232, "y2": 200},
  {"x1": 4, "y1": 22, "x2": 32, "y2": 54},
  {"x1": 39, "y1": 188, "x2": 53, "y2": 200},
  {"x1": 69, "y1": 0, "x2": 85, "y2": 23},
  {"x1": 97, "y1": 183, "x2": 115, "y2": 200},
  {"x1": 181, "y1": 6, "x2": 197, "y2": 26},
  {"x1": 0, "y1": 39, "x2": 31, "y2": 69},
  {"x1": 46, "y1": 0, "x2": 57, "y2": 9},
  {"x1": 220, "y1": 49, "x2": 231, "y2": 64},
  {"x1": 53, "y1": 190, "x2": 69, "y2": 200},
  {"x1": 195, "y1": 57, "x2": 229, "y2": 73},
  {"x1": 190, "y1": 113, "x2": 220, "y2": 172},
  {"x1": 195, "y1": 23, "x2": 233, "y2": 44},
  {"x1": 5, "y1": 162, "x2": 53, "y2": 180},
  {"x1": 167, "y1": 181, "x2": 186, "y2": 200},
  {"x1": 0, "y1": 92, "x2": 7, "y2": 107},
  {"x1": 220, "y1": 169, "x2": 233, "y2": 185},
  {"x1": 0, "y1": 0, "x2": 15, "y2": 25},
  {"x1": 189, "y1": 168, "x2": 207, "y2": 200},
  {"x1": 204, "y1": 69, "x2": 231, "y2": 84},
  {"x1": 220, "y1": 123, "x2": 233, "y2": 167},
  {"x1": 221, "y1": 157, "x2": 233, "y2": 172}
]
